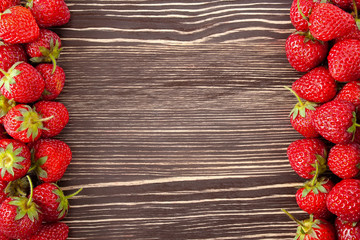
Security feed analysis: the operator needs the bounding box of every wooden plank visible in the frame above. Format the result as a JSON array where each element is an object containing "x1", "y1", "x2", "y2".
[{"x1": 50, "y1": 0, "x2": 308, "y2": 239}]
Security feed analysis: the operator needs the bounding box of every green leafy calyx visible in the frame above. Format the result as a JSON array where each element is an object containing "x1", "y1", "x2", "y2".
[
  {"x1": 25, "y1": 0, "x2": 34, "y2": 8},
  {"x1": 0, "y1": 143, "x2": 25, "y2": 178},
  {"x1": 282, "y1": 209, "x2": 321, "y2": 240},
  {"x1": 0, "y1": 95, "x2": 16, "y2": 118},
  {"x1": 4, "y1": 176, "x2": 29, "y2": 197},
  {"x1": 15, "y1": 105, "x2": 53, "y2": 141},
  {"x1": 53, "y1": 184, "x2": 83, "y2": 219},
  {"x1": 300, "y1": 177, "x2": 329, "y2": 198},
  {"x1": 347, "y1": 111, "x2": 360, "y2": 141},
  {"x1": 0, "y1": 62, "x2": 23, "y2": 94},
  {"x1": 30, "y1": 38, "x2": 63, "y2": 74},
  {"x1": 284, "y1": 86, "x2": 317, "y2": 119},
  {"x1": 8, "y1": 176, "x2": 41, "y2": 222}
]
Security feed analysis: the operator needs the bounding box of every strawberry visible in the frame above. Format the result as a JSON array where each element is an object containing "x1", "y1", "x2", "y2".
[
  {"x1": 292, "y1": 66, "x2": 337, "y2": 103},
  {"x1": 0, "y1": 62, "x2": 45, "y2": 103},
  {"x1": 328, "y1": 39, "x2": 360, "y2": 82},
  {"x1": 0, "y1": 95, "x2": 15, "y2": 124},
  {"x1": 285, "y1": 32, "x2": 328, "y2": 72},
  {"x1": 27, "y1": 0, "x2": 70, "y2": 28},
  {"x1": 285, "y1": 86, "x2": 319, "y2": 138},
  {"x1": 312, "y1": 100, "x2": 358, "y2": 144},
  {"x1": 36, "y1": 64, "x2": 65, "y2": 100},
  {"x1": 296, "y1": 176, "x2": 334, "y2": 219},
  {"x1": 31, "y1": 139, "x2": 72, "y2": 183},
  {"x1": 26, "y1": 28, "x2": 62, "y2": 74},
  {"x1": 0, "y1": 139, "x2": 31, "y2": 182},
  {"x1": 0, "y1": 233, "x2": 10, "y2": 240},
  {"x1": 282, "y1": 209, "x2": 336, "y2": 240},
  {"x1": 34, "y1": 101, "x2": 69, "y2": 138},
  {"x1": 335, "y1": 217, "x2": 360, "y2": 240},
  {"x1": 0, "y1": 0, "x2": 20, "y2": 13},
  {"x1": 290, "y1": 0, "x2": 320, "y2": 32},
  {"x1": 3, "y1": 104, "x2": 50, "y2": 143},
  {"x1": 32, "y1": 183, "x2": 82, "y2": 222},
  {"x1": 327, "y1": 179, "x2": 360, "y2": 222},
  {"x1": 332, "y1": 0, "x2": 360, "y2": 11},
  {"x1": 0, "y1": 179, "x2": 8, "y2": 203},
  {"x1": 23, "y1": 222, "x2": 69, "y2": 240},
  {"x1": 0, "y1": 176, "x2": 42, "y2": 239},
  {"x1": 309, "y1": 3, "x2": 355, "y2": 41},
  {"x1": 0, "y1": 43, "x2": 27, "y2": 76},
  {"x1": 0, "y1": 6, "x2": 40, "y2": 44},
  {"x1": 334, "y1": 81, "x2": 360, "y2": 107},
  {"x1": 328, "y1": 143, "x2": 360, "y2": 179},
  {"x1": 287, "y1": 138, "x2": 327, "y2": 179},
  {"x1": 334, "y1": 21, "x2": 360, "y2": 43}
]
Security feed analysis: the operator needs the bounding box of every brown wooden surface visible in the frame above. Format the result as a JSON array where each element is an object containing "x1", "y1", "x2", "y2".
[{"x1": 55, "y1": 0, "x2": 307, "y2": 239}]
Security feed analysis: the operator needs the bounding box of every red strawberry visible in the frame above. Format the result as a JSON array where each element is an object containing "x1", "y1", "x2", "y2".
[
  {"x1": 31, "y1": 139, "x2": 72, "y2": 183},
  {"x1": 309, "y1": 3, "x2": 355, "y2": 41},
  {"x1": 0, "y1": 6, "x2": 40, "y2": 44},
  {"x1": 0, "y1": 43, "x2": 27, "y2": 76},
  {"x1": 27, "y1": 0, "x2": 70, "y2": 28},
  {"x1": 23, "y1": 222, "x2": 69, "y2": 240},
  {"x1": 290, "y1": 0, "x2": 320, "y2": 32},
  {"x1": 312, "y1": 100, "x2": 358, "y2": 144},
  {"x1": 292, "y1": 66, "x2": 337, "y2": 103},
  {"x1": 34, "y1": 101, "x2": 69, "y2": 138},
  {"x1": 33, "y1": 183, "x2": 82, "y2": 222},
  {"x1": 0, "y1": 176, "x2": 42, "y2": 239},
  {"x1": 285, "y1": 86, "x2": 319, "y2": 138},
  {"x1": 334, "y1": 21, "x2": 360, "y2": 43},
  {"x1": 0, "y1": 179, "x2": 8, "y2": 203},
  {"x1": 287, "y1": 138, "x2": 327, "y2": 179},
  {"x1": 36, "y1": 64, "x2": 65, "y2": 100},
  {"x1": 26, "y1": 29, "x2": 62, "y2": 73},
  {"x1": 335, "y1": 81, "x2": 360, "y2": 107},
  {"x1": 335, "y1": 217, "x2": 360, "y2": 240},
  {"x1": 328, "y1": 143, "x2": 360, "y2": 179},
  {"x1": 282, "y1": 209, "x2": 336, "y2": 240},
  {"x1": 332, "y1": 0, "x2": 360, "y2": 11},
  {"x1": 296, "y1": 176, "x2": 334, "y2": 219},
  {"x1": 328, "y1": 39, "x2": 360, "y2": 82},
  {"x1": 0, "y1": 62, "x2": 45, "y2": 103},
  {"x1": 327, "y1": 179, "x2": 360, "y2": 222},
  {"x1": 0, "y1": 233, "x2": 10, "y2": 240},
  {"x1": 0, "y1": 139, "x2": 31, "y2": 182},
  {"x1": 286, "y1": 32, "x2": 328, "y2": 72},
  {"x1": 0, "y1": 0, "x2": 20, "y2": 13},
  {"x1": 3, "y1": 104, "x2": 49, "y2": 143}
]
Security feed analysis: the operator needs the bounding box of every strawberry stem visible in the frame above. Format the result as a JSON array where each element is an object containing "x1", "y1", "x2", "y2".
[
  {"x1": 297, "y1": 0, "x2": 309, "y2": 22},
  {"x1": 284, "y1": 86, "x2": 304, "y2": 106},
  {"x1": 49, "y1": 54, "x2": 57, "y2": 74},
  {"x1": 281, "y1": 208, "x2": 305, "y2": 227},
  {"x1": 310, "y1": 161, "x2": 319, "y2": 187},
  {"x1": 37, "y1": 115, "x2": 54, "y2": 122},
  {"x1": 66, "y1": 188, "x2": 83, "y2": 199},
  {"x1": 354, "y1": 0, "x2": 358, "y2": 19},
  {"x1": 26, "y1": 175, "x2": 33, "y2": 207}
]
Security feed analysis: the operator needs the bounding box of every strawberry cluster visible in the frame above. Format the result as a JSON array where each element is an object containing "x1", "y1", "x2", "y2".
[
  {"x1": 0, "y1": 1, "x2": 79, "y2": 240},
  {"x1": 283, "y1": 0, "x2": 360, "y2": 239}
]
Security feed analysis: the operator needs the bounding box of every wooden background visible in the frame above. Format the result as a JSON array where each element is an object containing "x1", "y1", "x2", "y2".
[{"x1": 53, "y1": 0, "x2": 307, "y2": 239}]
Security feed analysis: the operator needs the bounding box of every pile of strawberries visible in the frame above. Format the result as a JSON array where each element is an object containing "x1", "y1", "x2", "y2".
[
  {"x1": 284, "y1": 0, "x2": 360, "y2": 239},
  {"x1": 0, "y1": 0, "x2": 80, "y2": 239}
]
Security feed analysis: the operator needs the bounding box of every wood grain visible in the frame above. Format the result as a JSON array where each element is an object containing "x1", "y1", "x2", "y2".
[{"x1": 52, "y1": 0, "x2": 308, "y2": 239}]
